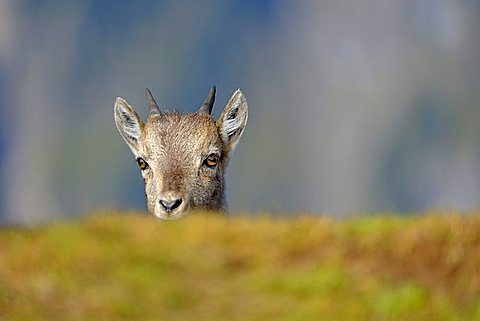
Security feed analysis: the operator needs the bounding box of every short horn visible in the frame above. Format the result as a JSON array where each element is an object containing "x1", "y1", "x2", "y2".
[
  {"x1": 198, "y1": 85, "x2": 216, "y2": 115},
  {"x1": 145, "y1": 88, "x2": 161, "y2": 116}
]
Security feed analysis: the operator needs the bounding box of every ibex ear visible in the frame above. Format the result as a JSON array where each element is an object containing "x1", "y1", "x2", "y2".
[
  {"x1": 114, "y1": 97, "x2": 145, "y2": 155},
  {"x1": 217, "y1": 89, "x2": 248, "y2": 153}
]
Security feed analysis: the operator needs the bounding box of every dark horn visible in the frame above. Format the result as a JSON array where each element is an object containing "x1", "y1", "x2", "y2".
[
  {"x1": 145, "y1": 88, "x2": 161, "y2": 116},
  {"x1": 198, "y1": 85, "x2": 216, "y2": 115}
]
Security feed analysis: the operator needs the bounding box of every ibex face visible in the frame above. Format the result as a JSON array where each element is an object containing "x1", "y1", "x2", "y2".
[{"x1": 114, "y1": 86, "x2": 248, "y2": 220}]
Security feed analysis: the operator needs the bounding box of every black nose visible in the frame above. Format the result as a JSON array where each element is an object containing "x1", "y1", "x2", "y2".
[{"x1": 159, "y1": 198, "x2": 182, "y2": 212}]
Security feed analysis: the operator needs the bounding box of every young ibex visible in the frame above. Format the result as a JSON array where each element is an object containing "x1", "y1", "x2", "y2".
[{"x1": 114, "y1": 86, "x2": 248, "y2": 220}]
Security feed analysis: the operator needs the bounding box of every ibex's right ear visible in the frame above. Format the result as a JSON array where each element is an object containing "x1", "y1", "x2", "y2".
[{"x1": 114, "y1": 97, "x2": 144, "y2": 155}]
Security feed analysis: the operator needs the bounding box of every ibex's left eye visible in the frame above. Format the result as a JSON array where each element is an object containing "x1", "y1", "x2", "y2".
[
  {"x1": 204, "y1": 154, "x2": 219, "y2": 168},
  {"x1": 136, "y1": 157, "x2": 148, "y2": 170}
]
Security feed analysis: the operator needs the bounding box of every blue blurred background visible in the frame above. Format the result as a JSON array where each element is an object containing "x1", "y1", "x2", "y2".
[{"x1": 1, "y1": 0, "x2": 479, "y2": 224}]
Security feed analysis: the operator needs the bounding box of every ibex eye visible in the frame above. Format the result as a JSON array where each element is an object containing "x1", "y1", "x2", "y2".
[
  {"x1": 136, "y1": 157, "x2": 148, "y2": 170},
  {"x1": 204, "y1": 154, "x2": 219, "y2": 168}
]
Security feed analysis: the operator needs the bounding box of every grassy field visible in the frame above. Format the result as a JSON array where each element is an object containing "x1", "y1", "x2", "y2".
[{"x1": 0, "y1": 211, "x2": 479, "y2": 321}]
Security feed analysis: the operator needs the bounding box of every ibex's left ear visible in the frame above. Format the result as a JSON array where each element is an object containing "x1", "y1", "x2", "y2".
[
  {"x1": 217, "y1": 89, "x2": 248, "y2": 153},
  {"x1": 114, "y1": 97, "x2": 145, "y2": 155}
]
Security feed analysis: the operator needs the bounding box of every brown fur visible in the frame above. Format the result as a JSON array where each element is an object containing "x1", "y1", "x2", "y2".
[{"x1": 114, "y1": 88, "x2": 248, "y2": 220}]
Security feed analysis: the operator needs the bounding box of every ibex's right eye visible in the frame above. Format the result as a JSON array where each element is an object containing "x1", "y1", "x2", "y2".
[{"x1": 136, "y1": 157, "x2": 148, "y2": 170}]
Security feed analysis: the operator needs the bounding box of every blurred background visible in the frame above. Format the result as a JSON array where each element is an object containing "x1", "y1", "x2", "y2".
[{"x1": 0, "y1": 0, "x2": 479, "y2": 224}]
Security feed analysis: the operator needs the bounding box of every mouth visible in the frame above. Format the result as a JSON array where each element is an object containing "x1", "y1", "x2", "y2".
[{"x1": 152, "y1": 206, "x2": 191, "y2": 220}]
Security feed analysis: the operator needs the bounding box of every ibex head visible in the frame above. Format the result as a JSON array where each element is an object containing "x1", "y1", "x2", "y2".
[{"x1": 114, "y1": 86, "x2": 248, "y2": 220}]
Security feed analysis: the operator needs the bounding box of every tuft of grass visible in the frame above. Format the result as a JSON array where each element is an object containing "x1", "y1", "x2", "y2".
[{"x1": 0, "y1": 210, "x2": 479, "y2": 320}]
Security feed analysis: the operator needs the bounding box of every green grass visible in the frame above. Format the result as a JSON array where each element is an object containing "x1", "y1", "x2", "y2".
[{"x1": 0, "y1": 211, "x2": 479, "y2": 320}]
